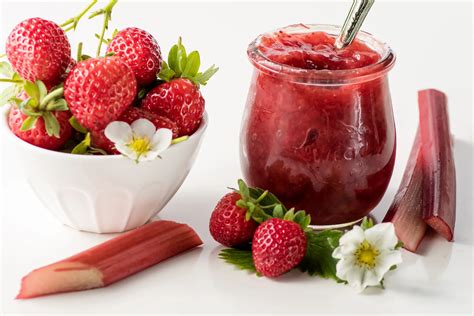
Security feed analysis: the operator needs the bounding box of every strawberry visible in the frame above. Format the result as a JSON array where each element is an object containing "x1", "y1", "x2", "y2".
[
  {"x1": 8, "y1": 106, "x2": 72, "y2": 150},
  {"x1": 91, "y1": 107, "x2": 179, "y2": 154},
  {"x1": 209, "y1": 192, "x2": 259, "y2": 247},
  {"x1": 7, "y1": 81, "x2": 72, "y2": 150},
  {"x1": 6, "y1": 18, "x2": 71, "y2": 86},
  {"x1": 106, "y1": 27, "x2": 162, "y2": 87},
  {"x1": 140, "y1": 38, "x2": 218, "y2": 136},
  {"x1": 252, "y1": 218, "x2": 307, "y2": 277},
  {"x1": 64, "y1": 56, "x2": 137, "y2": 131},
  {"x1": 141, "y1": 78, "x2": 204, "y2": 136}
]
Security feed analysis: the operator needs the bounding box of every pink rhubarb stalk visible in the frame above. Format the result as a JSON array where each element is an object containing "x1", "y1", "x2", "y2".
[
  {"x1": 418, "y1": 89, "x2": 456, "y2": 241},
  {"x1": 17, "y1": 220, "x2": 203, "y2": 299},
  {"x1": 383, "y1": 131, "x2": 427, "y2": 252}
]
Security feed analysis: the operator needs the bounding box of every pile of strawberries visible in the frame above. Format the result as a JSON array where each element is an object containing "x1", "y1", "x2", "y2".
[
  {"x1": 1, "y1": 0, "x2": 217, "y2": 153},
  {"x1": 209, "y1": 180, "x2": 312, "y2": 277}
]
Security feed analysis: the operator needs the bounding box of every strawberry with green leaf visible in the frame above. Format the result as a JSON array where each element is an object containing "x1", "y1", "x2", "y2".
[
  {"x1": 217, "y1": 179, "x2": 344, "y2": 279},
  {"x1": 7, "y1": 81, "x2": 72, "y2": 150},
  {"x1": 141, "y1": 38, "x2": 218, "y2": 136}
]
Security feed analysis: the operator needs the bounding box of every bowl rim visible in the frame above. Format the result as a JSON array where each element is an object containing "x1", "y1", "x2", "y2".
[{"x1": 0, "y1": 105, "x2": 208, "y2": 160}]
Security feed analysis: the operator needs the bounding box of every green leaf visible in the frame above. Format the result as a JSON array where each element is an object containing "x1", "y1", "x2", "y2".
[
  {"x1": 182, "y1": 51, "x2": 200, "y2": 78},
  {"x1": 46, "y1": 99, "x2": 68, "y2": 111},
  {"x1": 69, "y1": 116, "x2": 88, "y2": 134},
  {"x1": 36, "y1": 80, "x2": 48, "y2": 101},
  {"x1": 360, "y1": 217, "x2": 374, "y2": 230},
  {"x1": 237, "y1": 179, "x2": 250, "y2": 200},
  {"x1": 298, "y1": 230, "x2": 343, "y2": 280},
  {"x1": 23, "y1": 81, "x2": 39, "y2": 102},
  {"x1": 176, "y1": 38, "x2": 187, "y2": 75},
  {"x1": 167, "y1": 44, "x2": 179, "y2": 74},
  {"x1": 283, "y1": 208, "x2": 295, "y2": 221},
  {"x1": 218, "y1": 248, "x2": 256, "y2": 273},
  {"x1": 272, "y1": 204, "x2": 284, "y2": 218},
  {"x1": 0, "y1": 61, "x2": 13, "y2": 78},
  {"x1": 20, "y1": 116, "x2": 39, "y2": 131},
  {"x1": 0, "y1": 85, "x2": 18, "y2": 106},
  {"x1": 194, "y1": 65, "x2": 219, "y2": 86},
  {"x1": 157, "y1": 61, "x2": 176, "y2": 82},
  {"x1": 43, "y1": 111, "x2": 60, "y2": 138},
  {"x1": 72, "y1": 132, "x2": 91, "y2": 154},
  {"x1": 248, "y1": 187, "x2": 287, "y2": 212}
]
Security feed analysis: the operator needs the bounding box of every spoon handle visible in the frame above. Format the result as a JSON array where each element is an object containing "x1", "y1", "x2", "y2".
[{"x1": 335, "y1": 0, "x2": 375, "y2": 49}]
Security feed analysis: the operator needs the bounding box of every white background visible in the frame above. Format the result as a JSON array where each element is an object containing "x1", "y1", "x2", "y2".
[{"x1": 1, "y1": 0, "x2": 473, "y2": 314}]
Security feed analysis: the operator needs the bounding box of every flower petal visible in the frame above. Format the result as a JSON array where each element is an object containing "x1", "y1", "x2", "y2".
[
  {"x1": 131, "y1": 119, "x2": 156, "y2": 139},
  {"x1": 339, "y1": 225, "x2": 366, "y2": 249},
  {"x1": 374, "y1": 249, "x2": 403, "y2": 281},
  {"x1": 359, "y1": 269, "x2": 380, "y2": 291},
  {"x1": 151, "y1": 128, "x2": 173, "y2": 153},
  {"x1": 139, "y1": 149, "x2": 161, "y2": 162},
  {"x1": 365, "y1": 223, "x2": 398, "y2": 250},
  {"x1": 335, "y1": 257, "x2": 356, "y2": 279},
  {"x1": 115, "y1": 143, "x2": 137, "y2": 160},
  {"x1": 105, "y1": 121, "x2": 132, "y2": 144}
]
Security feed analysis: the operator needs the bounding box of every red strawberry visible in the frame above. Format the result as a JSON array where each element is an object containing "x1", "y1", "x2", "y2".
[
  {"x1": 8, "y1": 106, "x2": 72, "y2": 150},
  {"x1": 141, "y1": 78, "x2": 204, "y2": 136},
  {"x1": 106, "y1": 27, "x2": 162, "y2": 87},
  {"x1": 141, "y1": 38, "x2": 218, "y2": 136},
  {"x1": 6, "y1": 18, "x2": 71, "y2": 86},
  {"x1": 209, "y1": 192, "x2": 259, "y2": 247},
  {"x1": 64, "y1": 57, "x2": 137, "y2": 131},
  {"x1": 252, "y1": 218, "x2": 307, "y2": 277},
  {"x1": 91, "y1": 107, "x2": 179, "y2": 154}
]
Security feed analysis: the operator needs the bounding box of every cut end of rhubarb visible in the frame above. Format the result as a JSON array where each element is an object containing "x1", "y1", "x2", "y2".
[
  {"x1": 424, "y1": 217, "x2": 454, "y2": 242},
  {"x1": 16, "y1": 261, "x2": 103, "y2": 299}
]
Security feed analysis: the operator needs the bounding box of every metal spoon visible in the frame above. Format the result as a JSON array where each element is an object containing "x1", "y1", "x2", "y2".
[{"x1": 334, "y1": 0, "x2": 375, "y2": 49}]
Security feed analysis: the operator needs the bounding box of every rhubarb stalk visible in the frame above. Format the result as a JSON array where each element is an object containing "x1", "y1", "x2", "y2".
[
  {"x1": 17, "y1": 220, "x2": 203, "y2": 299},
  {"x1": 383, "y1": 131, "x2": 427, "y2": 252},
  {"x1": 418, "y1": 89, "x2": 456, "y2": 241}
]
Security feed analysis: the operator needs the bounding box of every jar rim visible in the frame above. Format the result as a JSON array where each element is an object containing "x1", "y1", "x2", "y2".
[{"x1": 247, "y1": 23, "x2": 396, "y2": 85}]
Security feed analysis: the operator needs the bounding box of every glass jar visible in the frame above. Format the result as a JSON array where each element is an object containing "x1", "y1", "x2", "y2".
[{"x1": 240, "y1": 24, "x2": 396, "y2": 226}]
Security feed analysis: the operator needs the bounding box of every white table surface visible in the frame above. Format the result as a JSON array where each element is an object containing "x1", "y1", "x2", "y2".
[{"x1": 1, "y1": 1, "x2": 473, "y2": 314}]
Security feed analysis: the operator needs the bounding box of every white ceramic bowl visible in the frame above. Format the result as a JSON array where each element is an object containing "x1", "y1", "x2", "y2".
[{"x1": 1, "y1": 106, "x2": 207, "y2": 233}]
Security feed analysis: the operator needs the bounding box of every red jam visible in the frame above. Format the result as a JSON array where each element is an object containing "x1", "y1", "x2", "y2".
[
  {"x1": 240, "y1": 25, "x2": 396, "y2": 226},
  {"x1": 259, "y1": 31, "x2": 380, "y2": 70}
]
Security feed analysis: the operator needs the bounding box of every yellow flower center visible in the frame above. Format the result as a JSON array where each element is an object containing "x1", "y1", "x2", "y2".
[
  {"x1": 354, "y1": 240, "x2": 379, "y2": 269},
  {"x1": 128, "y1": 135, "x2": 151, "y2": 157}
]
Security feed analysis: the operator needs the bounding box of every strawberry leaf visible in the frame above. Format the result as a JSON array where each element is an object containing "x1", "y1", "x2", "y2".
[
  {"x1": 43, "y1": 111, "x2": 60, "y2": 138},
  {"x1": 194, "y1": 65, "x2": 219, "y2": 86},
  {"x1": 46, "y1": 99, "x2": 68, "y2": 111},
  {"x1": 0, "y1": 61, "x2": 13, "y2": 78},
  {"x1": 0, "y1": 85, "x2": 18, "y2": 106},
  {"x1": 182, "y1": 51, "x2": 200, "y2": 78},
  {"x1": 69, "y1": 116, "x2": 88, "y2": 134},
  {"x1": 23, "y1": 81, "x2": 39, "y2": 102},
  {"x1": 272, "y1": 204, "x2": 284, "y2": 218},
  {"x1": 218, "y1": 248, "x2": 256, "y2": 273},
  {"x1": 20, "y1": 116, "x2": 39, "y2": 131},
  {"x1": 72, "y1": 132, "x2": 91, "y2": 154},
  {"x1": 158, "y1": 61, "x2": 176, "y2": 82},
  {"x1": 360, "y1": 217, "x2": 374, "y2": 230},
  {"x1": 298, "y1": 230, "x2": 344, "y2": 281},
  {"x1": 37, "y1": 80, "x2": 48, "y2": 102},
  {"x1": 167, "y1": 44, "x2": 179, "y2": 75}
]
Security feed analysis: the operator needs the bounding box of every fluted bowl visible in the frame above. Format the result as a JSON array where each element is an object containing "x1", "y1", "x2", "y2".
[{"x1": 1, "y1": 106, "x2": 207, "y2": 233}]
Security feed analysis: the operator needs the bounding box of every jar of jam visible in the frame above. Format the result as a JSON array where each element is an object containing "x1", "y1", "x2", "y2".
[{"x1": 240, "y1": 24, "x2": 396, "y2": 226}]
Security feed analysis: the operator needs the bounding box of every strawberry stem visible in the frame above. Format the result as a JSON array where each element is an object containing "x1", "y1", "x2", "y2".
[
  {"x1": 61, "y1": 0, "x2": 98, "y2": 31},
  {"x1": 77, "y1": 42, "x2": 83, "y2": 62},
  {"x1": 89, "y1": 0, "x2": 118, "y2": 57},
  {"x1": 40, "y1": 87, "x2": 64, "y2": 109},
  {"x1": 0, "y1": 78, "x2": 23, "y2": 83},
  {"x1": 171, "y1": 135, "x2": 189, "y2": 145}
]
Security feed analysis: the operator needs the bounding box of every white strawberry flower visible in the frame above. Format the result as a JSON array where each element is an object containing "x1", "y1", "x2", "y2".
[
  {"x1": 332, "y1": 222, "x2": 402, "y2": 292},
  {"x1": 105, "y1": 118, "x2": 172, "y2": 162}
]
